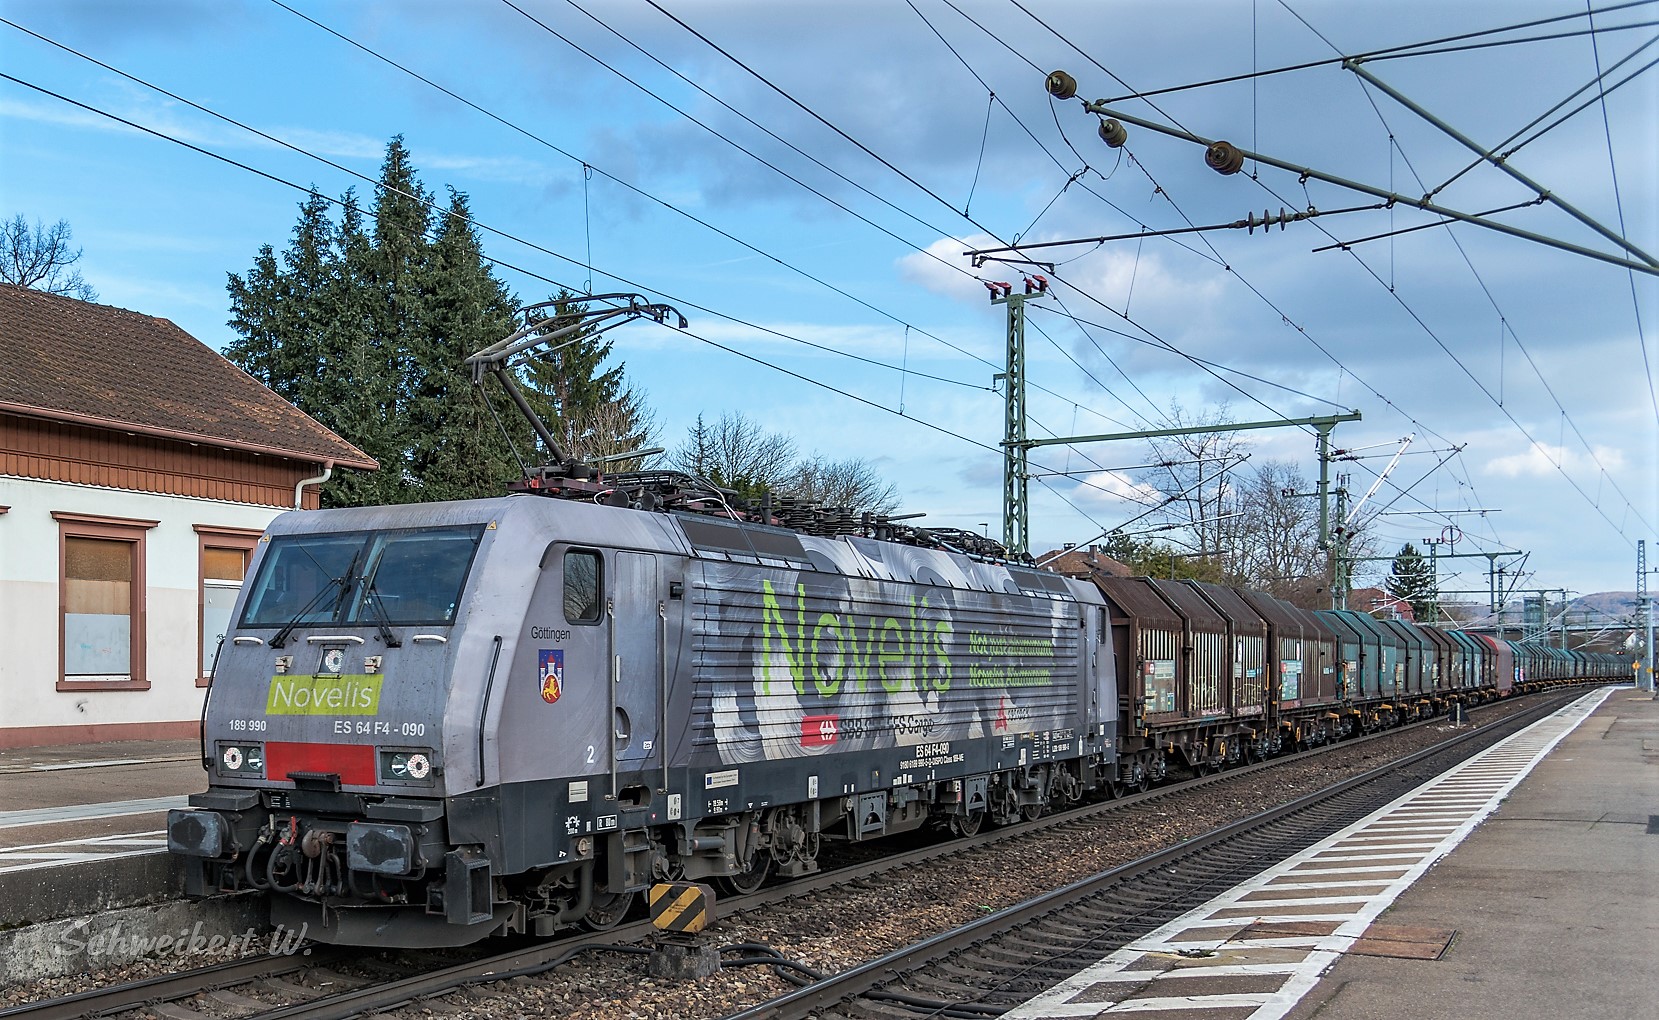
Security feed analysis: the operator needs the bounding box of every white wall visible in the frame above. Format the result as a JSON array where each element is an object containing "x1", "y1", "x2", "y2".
[{"x1": 0, "y1": 475, "x2": 288, "y2": 741}]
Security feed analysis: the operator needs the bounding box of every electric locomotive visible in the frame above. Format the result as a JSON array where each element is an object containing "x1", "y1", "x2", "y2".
[{"x1": 169, "y1": 481, "x2": 1119, "y2": 946}]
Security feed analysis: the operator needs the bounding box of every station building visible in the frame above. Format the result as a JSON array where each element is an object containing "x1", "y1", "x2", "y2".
[{"x1": 0, "y1": 285, "x2": 374, "y2": 748}]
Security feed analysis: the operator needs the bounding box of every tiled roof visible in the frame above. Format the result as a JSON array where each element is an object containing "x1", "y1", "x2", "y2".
[
  {"x1": 1038, "y1": 546, "x2": 1132, "y2": 579},
  {"x1": 0, "y1": 285, "x2": 374, "y2": 469}
]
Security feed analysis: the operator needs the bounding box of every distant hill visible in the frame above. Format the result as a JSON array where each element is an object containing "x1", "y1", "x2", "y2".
[{"x1": 1570, "y1": 591, "x2": 1644, "y2": 620}]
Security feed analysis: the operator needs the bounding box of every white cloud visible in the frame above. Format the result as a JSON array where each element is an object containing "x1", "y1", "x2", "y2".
[
  {"x1": 1057, "y1": 245, "x2": 1226, "y2": 324},
  {"x1": 1483, "y1": 441, "x2": 1627, "y2": 478},
  {"x1": 1070, "y1": 470, "x2": 1164, "y2": 507},
  {"x1": 895, "y1": 233, "x2": 1004, "y2": 305}
]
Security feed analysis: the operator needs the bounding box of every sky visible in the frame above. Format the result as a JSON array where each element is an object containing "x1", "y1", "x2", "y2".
[{"x1": 2, "y1": 0, "x2": 1655, "y2": 607}]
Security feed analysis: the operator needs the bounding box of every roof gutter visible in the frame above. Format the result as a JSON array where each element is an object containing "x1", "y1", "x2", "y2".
[{"x1": 295, "y1": 461, "x2": 333, "y2": 510}]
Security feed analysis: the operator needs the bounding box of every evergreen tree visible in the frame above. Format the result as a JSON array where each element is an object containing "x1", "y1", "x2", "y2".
[
  {"x1": 1386, "y1": 542, "x2": 1439, "y2": 620},
  {"x1": 406, "y1": 188, "x2": 523, "y2": 499},
  {"x1": 315, "y1": 194, "x2": 398, "y2": 508},
  {"x1": 519, "y1": 290, "x2": 654, "y2": 465},
  {"x1": 226, "y1": 138, "x2": 654, "y2": 506},
  {"x1": 226, "y1": 191, "x2": 335, "y2": 410}
]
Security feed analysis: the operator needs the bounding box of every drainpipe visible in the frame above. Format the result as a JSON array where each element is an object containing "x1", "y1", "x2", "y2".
[{"x1": 294, "y1": 461, "x2": 333, "y2": 509}]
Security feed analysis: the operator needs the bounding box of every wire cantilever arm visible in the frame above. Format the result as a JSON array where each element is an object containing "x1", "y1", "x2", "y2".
[{"x1": 1070, "y1": 98, "x2": 1659, "y2": 277}]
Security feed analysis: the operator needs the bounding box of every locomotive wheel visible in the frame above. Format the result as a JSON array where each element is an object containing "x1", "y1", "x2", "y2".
[
  {"x1": 952, "y1": 810, "x2": 985, "y2": 837},
  {"x1": 582, "y1": 888, "x2": 637, "y2": 931},
  {"x1": 1021, "y1": 801, "x2": 1043, "y2": 823},
  {"x1": 718, "y1": 855, "x2": 772, "y2": 896},
  {"x1": 1105, "y1": 779, "x2": 1124, "y2": 800},
  {"x1": 1134, "y1": 769, "x2": 1151, "y2": 794}
]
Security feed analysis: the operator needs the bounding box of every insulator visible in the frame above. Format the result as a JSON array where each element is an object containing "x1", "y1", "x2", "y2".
[
  {"x1": 1205, "y1": 140, "x2": 1245, "y2": 175},
  {"x1": 1045, "y1": 70, "x2": 1077, "y2": 100},
  {"x1": 1097, "y1": 118, "x2": 1127, "y2": 148}
]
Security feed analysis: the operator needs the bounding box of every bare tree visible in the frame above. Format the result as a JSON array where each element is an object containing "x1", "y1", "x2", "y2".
[
  {"x1": 0, "y1": 215, "x2": 98, "y2": 301},
  {"x1": 1134, "y1": 400, "x2": 1245, "y2": 565},
  {"x1": 788, "y1": 456, "x2": 901, "y2": 514},
  {"x1": 566, "y1": 387, "x2": 660, "y2": 470},
  {"x1": 668, "y1": 412, "x2": 902, "y2": 514},
  {"x1": 668, "y1": 412, "x2": 798, "y2": 495},
  {"x1": 1232, "y1": 461, "x2": 1325, "y2": 604}
]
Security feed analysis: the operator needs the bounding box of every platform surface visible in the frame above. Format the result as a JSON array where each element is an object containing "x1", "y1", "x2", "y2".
[
  {"x1": 0, "y1": 739, "x2": 203, "y2": 922},
  {"x1": 1283, "y1": 686, "x2": 1658, "y2": 1020},
  {"x1": 0, "y1": 738, "x2": 201, "y2": 856},
  {"x1": 1003, "y1": 687, "x2": 1656, "y2": 1020}
]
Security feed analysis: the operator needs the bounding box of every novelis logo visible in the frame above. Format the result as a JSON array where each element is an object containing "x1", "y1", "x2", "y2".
[
  {"x1": 761, "y1": 579, "x2": 953, "y2": 697},
  {"x1": 266, "y1": 675, "x2": 383, "y2": 716}
]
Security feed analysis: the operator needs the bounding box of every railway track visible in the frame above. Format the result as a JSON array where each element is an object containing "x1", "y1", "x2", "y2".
[
  {"x1": 1, "y1": 686, "x2": 1591, "y2": 1020},
  {"x1": 719, "y1": 689, "x2": 1588, "y2": 1020}
]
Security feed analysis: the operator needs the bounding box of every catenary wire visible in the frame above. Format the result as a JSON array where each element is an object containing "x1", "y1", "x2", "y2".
[
  {"x1": 1080, "y1": 0, "x2": 1659, "y2": 103},
  {"x1": 1586, "y1": 1, "x2": 1659, "y2": 428},
  {"x1": 0, "y1": 66, "x2": 1148, "y2": 531},
  {"x1": 867, "y1": 4, "x2": 1476, "y2": 541},
  {"x1": 1023, "y1": 1, "x2": 1650, "y2": 549},
  {"x1": 1277, "y1": 0, "x2": 1656, "y2": 542},
  {"x1": 488, "y1": 0, "x2": 1174, "y2": 428},
  {"x1": 285, "y1": 0, "x2": 1347, "y2": 497}
]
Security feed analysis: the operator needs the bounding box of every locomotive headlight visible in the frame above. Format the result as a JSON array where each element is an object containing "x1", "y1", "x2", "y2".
[
  {"x1": 381, "y1": 749, "x2": 437, "y2": 784},
  {"x1": 217, "y1": 743, "x2": 264, "y2": 777},
  {"x1": 390, "y1": 752, "x2": 431, "y2": 780}
]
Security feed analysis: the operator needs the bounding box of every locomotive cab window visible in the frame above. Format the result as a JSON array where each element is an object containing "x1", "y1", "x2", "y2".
[
  {"x1": 241, "y1": 524, "x2": 485, "y2": 628},
  {"x1": 563, "y1": 550, "x2": 602, "y2": 623}
]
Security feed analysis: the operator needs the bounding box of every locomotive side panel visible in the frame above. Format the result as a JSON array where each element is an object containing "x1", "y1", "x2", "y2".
[{"x1": 682, "y1": 558, "x2": 1089, "y2": 791}]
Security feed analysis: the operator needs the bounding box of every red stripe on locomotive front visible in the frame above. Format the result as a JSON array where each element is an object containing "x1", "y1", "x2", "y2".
[{"x1": 265, "y1": 742, "x2": 377, "y2": 787}]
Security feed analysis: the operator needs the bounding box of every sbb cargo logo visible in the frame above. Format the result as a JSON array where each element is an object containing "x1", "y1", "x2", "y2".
[
  {"x1": 801, "y1": 714, "x2": 839, "y2": 748},
  {"x1": 267, "y1": 675, "x2": 383, "y2": 715}
]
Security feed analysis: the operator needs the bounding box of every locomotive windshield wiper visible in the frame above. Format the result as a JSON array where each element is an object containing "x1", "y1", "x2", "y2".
[
  {"x1": 359, "y1": 574, "x2": 403, "y2": 648},
  {"x1": 270, "y1": 548, "x2": 363, "y2": 649}
]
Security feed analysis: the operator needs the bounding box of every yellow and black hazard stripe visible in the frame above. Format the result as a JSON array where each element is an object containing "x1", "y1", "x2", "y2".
[{"x1": 649, "y1": 881, "x2": 714, "y2": 934}]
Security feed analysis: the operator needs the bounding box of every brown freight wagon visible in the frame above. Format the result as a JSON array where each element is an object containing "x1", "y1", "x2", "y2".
[
  {"x1": 1185, "y1": 580, "x2": 1269, "y2": 726},
  {"x1": 1095, "y1": 576, "x2": 1278, "y2": 780},
  {"x1": 1238, "y1": 590, "x2": 1344, "y2": 749}
]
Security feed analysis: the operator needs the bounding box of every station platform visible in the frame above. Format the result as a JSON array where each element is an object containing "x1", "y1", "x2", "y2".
[
  {"x1": 0, "y1": 738, "x2": 204, "y2": 927},
  {"x1": 1005, "y1": 686, "x2": 1656, "y2": 1020}
]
